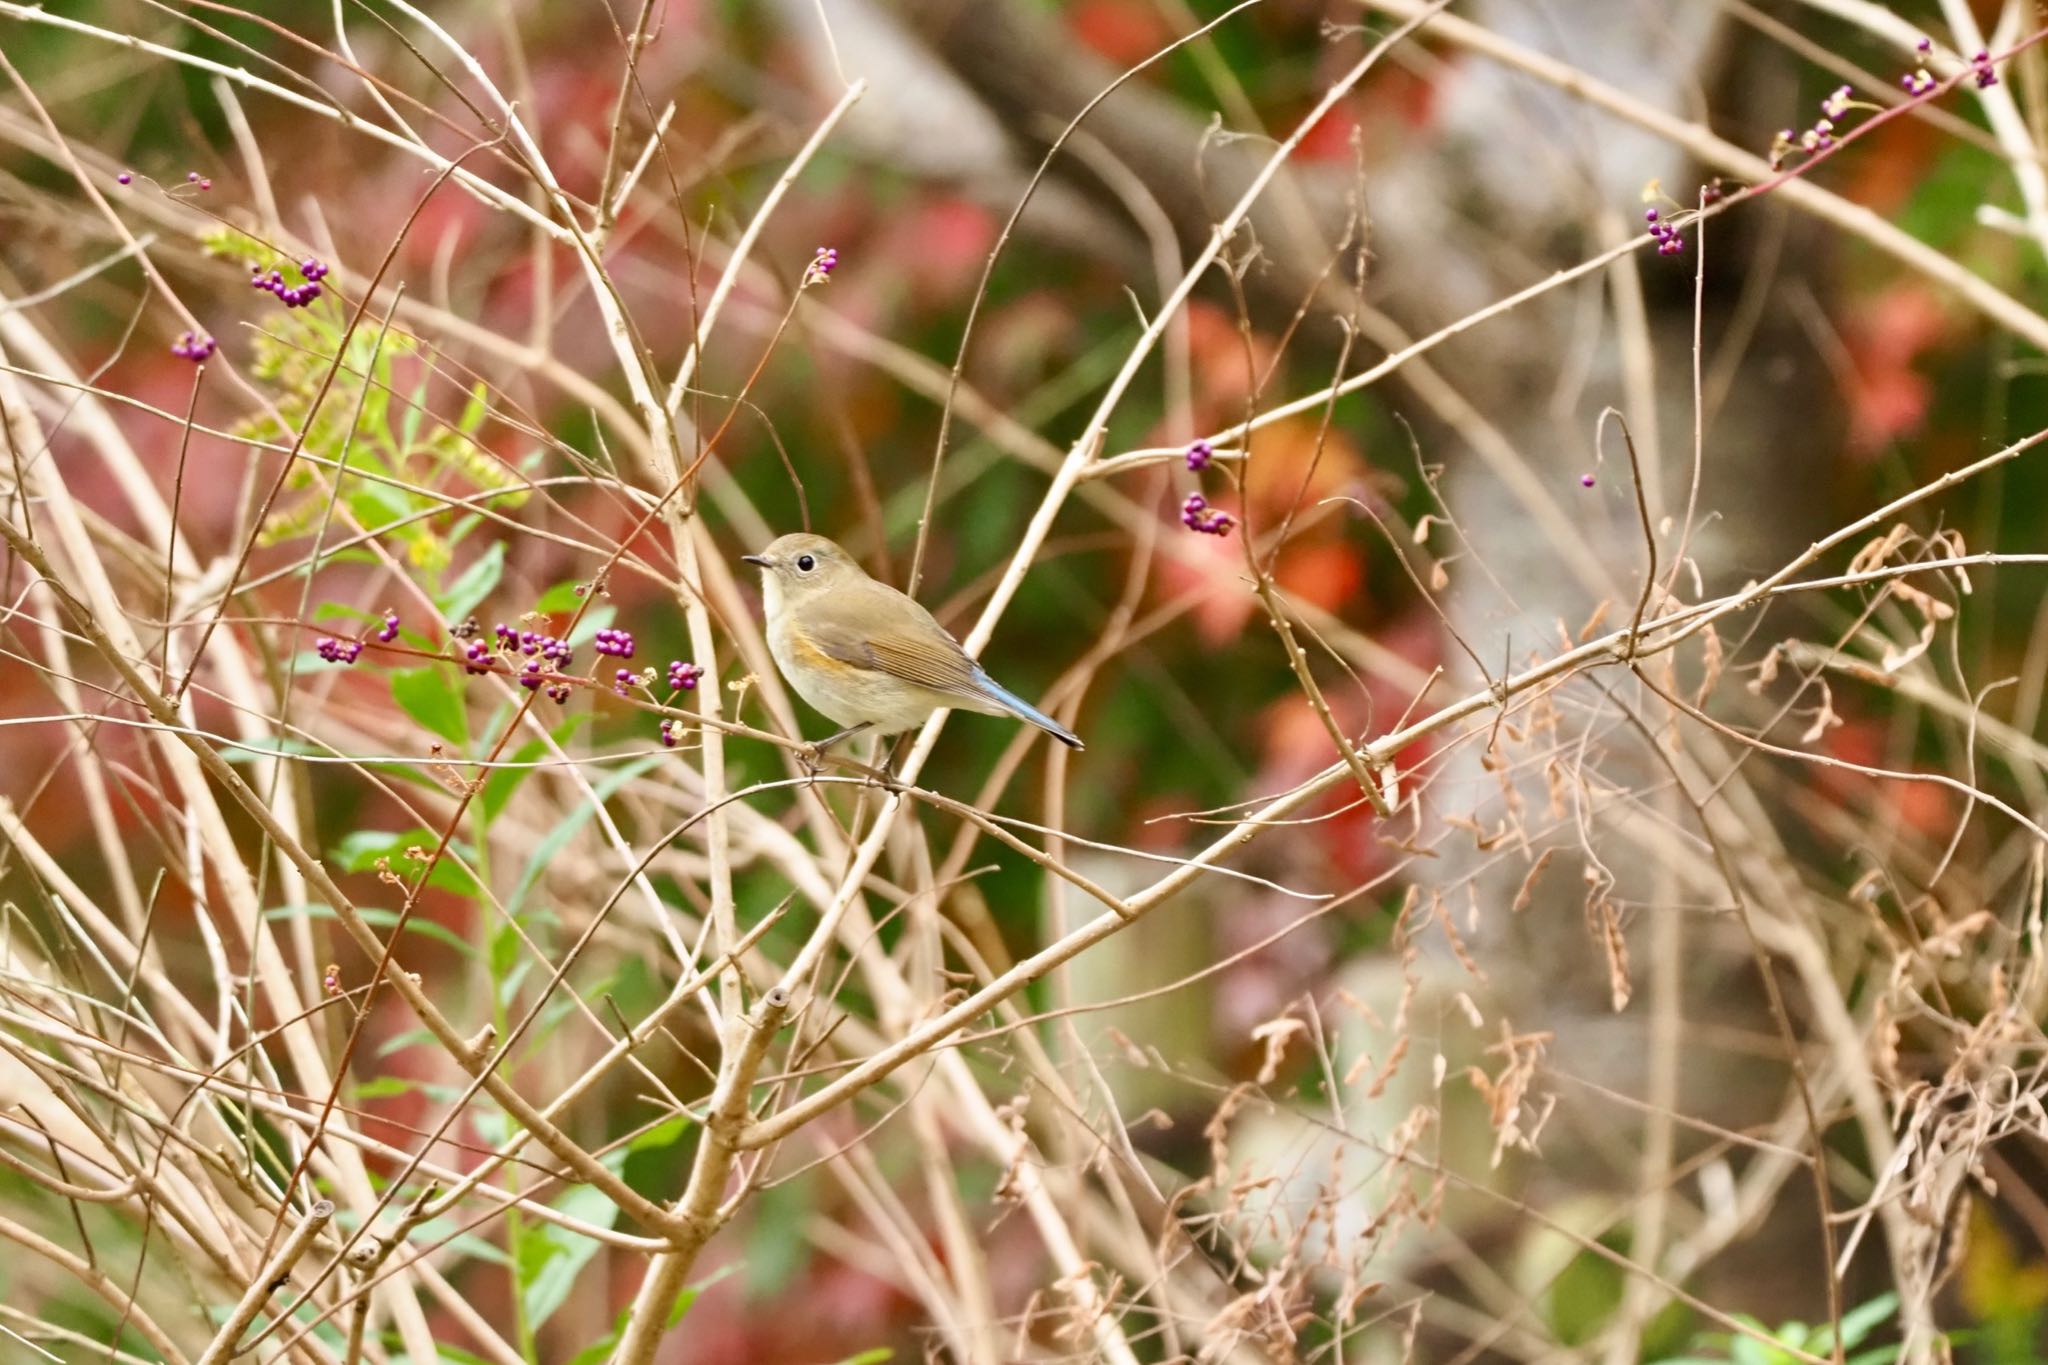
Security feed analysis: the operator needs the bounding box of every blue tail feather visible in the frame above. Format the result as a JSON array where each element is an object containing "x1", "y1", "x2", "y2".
[{"x1": 969, "y1": 666, "x2": 1084, "y2": 750}]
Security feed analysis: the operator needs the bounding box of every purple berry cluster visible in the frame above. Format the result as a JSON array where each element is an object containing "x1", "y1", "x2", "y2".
[
  {"x1": 659, "y1": 720, "x2": 679, "y2": 748},
  {"x1": 1971, "y1": 49, "x2": 1999, "y2": 89},
  {"x1": 1903, "y1": 41, "x2": 1938, "y2": 96},
  {"x1": 1644, "y1": 208, "x2": 1684, "y2": 256},
  {"x1": 170, "y1": 331, "x2": 216, "y2": 362},
  {"x1": 667, "y1": 660, "x2": 704, "y2": 692},
  {"x1": 1182, "y1": 493, "x2": 1234, "y2": 537},
  {"x1": 495, "y1": 623, "x2": 574, "y2": 668},
  {"x1": 458, "y1": 622, "x2": 578, "y2": 702},
  {"x1": 593, "y1": 627, "x2": 635, "y2": 658},
  {"x1": 1185, "y1": 439, "x2": 1213, "y2": 471},
  {"x1": 612, "y1": 668, "x2": 638, "y2": 696},
  {"x1": 253, "y1": 258, "x2": 330, "y2": 309},
  {"x1": 803, "y1": 246, "x2": 839, "y2": 286},
  {"x1": 185, "y1": 170, "x2": 212, "y2": 191},
  {"x1": 1770, "y1": 78, "x2": 1870, "y2": 170},
  {"x1": 316, "y1": 636, "x2": 364, "y2": 664},
  {"x1": 517, "y1": 659, "x2": 572, "y2": 704},
  {"x1": 376, "y1": 611, "x2": 399, "y2": 643}
]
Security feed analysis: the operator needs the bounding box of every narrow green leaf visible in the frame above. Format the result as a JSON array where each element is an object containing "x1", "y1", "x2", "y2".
[
  {"x1": 438, "y1": 541, "x2": 505, "y2": 623},
  {"x1": 506, "y1": 756, "x2": 661, "y2": 915},
  {"x1": 333, "y1": 828, "x2": 482, "y2": 897},
  {"x1": 390, "y1": 666, "x2": 468, "y2": 746}
]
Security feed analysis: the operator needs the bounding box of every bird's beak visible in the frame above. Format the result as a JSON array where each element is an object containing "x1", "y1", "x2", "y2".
[{"x1": 741, "y1": 554, "x2": 771, "y2": 568}]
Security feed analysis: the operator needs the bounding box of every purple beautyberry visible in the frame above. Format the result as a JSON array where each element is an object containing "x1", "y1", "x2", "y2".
[
  {"x1": 803, "y1": 246, "x2": 839, "y2": 286},
  {"x1": 117, "y1": 171, "x2": 132, "y2": 185},
  {"x1": 376, "y1": 611, "x2": 399, "y2": 643},
  {"x1": 463, "y1": 641, "x2": 492, "y2": 675},
  {"x1": 1918, "y1": 37, "x2": 1933, "y2": 55},
  {"x1": 545, "y1": 682, "x2": 571, "y2": 704},
  {"x1": 1181, "y1": 492, "x2": 1234, "y2": 537},
  {"x1": 315, "y1": 636, "x2": 363, "y2": 664},
  {"x1": 186, "y1": 171, "x2": 199, "y2": 183},
  {"x1": 659, "y1": 720, "x2": 679, "y2": 748},
  {"x1": 594, "y1": 627, "x2": 635, "y2": 659},
  {"x1": 1185, "y1": 439, "x2": 1214, "y2": 471},
  {"x1": 1903, "y1": 69, "x2": 1938, "y2": 96},
  {"x1": 170, "y1": 331, "x2": 217, "y2": 362},
  {"x1": 519, "y1": 660, "x2": 544, "y2": 690},
  {"x1": 1973, "y1": 50, "x2": 1998, "y2": 88},
  {"x1": 1645, "y1": 212, "x2": 1684, "y2": 256},
  {"x1": 613, "y1": 668, "x2": 635, "y2": 695},
  {"x1": 667, "y1": 660, "x2": 703, "y2": 692},
  {"x1": 1580, "y1": 473, "x2": 1596, "y2": 488},
  {"x1": 199, "y1": 178, "x2": 212, "y2": 191},
  {"x1": 301, "y1": 258, "x2": 329, "y2": 282}
]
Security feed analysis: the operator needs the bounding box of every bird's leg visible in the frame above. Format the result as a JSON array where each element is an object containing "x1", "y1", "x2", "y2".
[{"x1": 798, "y1": 721, "x2": 874, "y2": 772}]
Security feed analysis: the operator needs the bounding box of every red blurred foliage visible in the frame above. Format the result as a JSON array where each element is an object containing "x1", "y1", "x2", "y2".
[
  {"x1": 1155, "y1": 409, "x2": 1372, "y2": 643},
  {"x1": 1293, "y1": 98, "x2": 1365, "y2": 163},
  {"x1": 1842, "y1": 284, "x2": 1952, "y2": 457},
  {"x1": 1066, "y1": 0, "x2": 1175, "y2": 66},
  {"x1": 1184, "y1": 299, "x2": 1276, "y2": 424},
  {"x1": 1818, "y1": 712, "x2": 1955, "y2": 839},
  {"x1": 669, "y1": 1242, "x2": 918, "y2": 1363},
  {"x1": 1842, "y1": 102, "x2": 1943, "y2": 215},
  {"x1": 1274, "y1": 538, "x2": 1365, "y2": 612},
  {"x1": 1252, "y1": 607, "x2": 1440, "y2": 883},
  {"x1": 1158, "y1": 523, "x2": 1257, "y2": 645},
  {"x1": 876, "y1": 194, "x2": 1000, "y2": 306}
]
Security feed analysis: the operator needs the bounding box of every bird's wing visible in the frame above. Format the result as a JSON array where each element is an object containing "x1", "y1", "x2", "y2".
[{"x1": 803, "y1": 585, "x2": 983, "y2": 696}]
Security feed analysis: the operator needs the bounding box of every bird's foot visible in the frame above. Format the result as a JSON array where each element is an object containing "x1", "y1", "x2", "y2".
[{"x1": 798, "y1": 722, "x2": 874, "y2": 775}]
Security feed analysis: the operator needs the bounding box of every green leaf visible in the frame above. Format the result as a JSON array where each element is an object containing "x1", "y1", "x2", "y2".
[
  {"x1": 398, "y1": 375, "x2": 429, "y2": 456},
  {"x1": 458, "y1": 380, "x2": 489, "y2": 436},
  {"x1": 563, "y1": 604, "x2": 615, "y2": 650},
  {"x1": 1730, "y1": 1334, "x2": 1788, "y2": 1365},
  {"x1": 390, "y1": 666, "x2": 469, "y2": 746},
  {"x1": 506, "y1": 756, "x2": 662, "y2": 915},
  {"x1": 333, "y1": 828, "x2": 482, "y2": 897},
  {"x1": 263, "y1": 904, "x2": 475, "y2": 957},
  {"x1": 555, "y1": 1242, "x2": 734, "y2": 1365},
  {"x1": 375, "y1": 1026, "x2": 438, "y2": 1059},
  {"x1": 480, "y1": 714, "x2": 593, "y2": 821},
  {"x1": 830, "y1": 1351, "x2": 893, "y2": 1365},
  {"x1": 534, "y1": 579, "x2": 585, "y2": 614},
  {"x1": 1819, "y1": 1295, "x2": 1899, "y2": 1352},
  {"x1": 516, "y1": 1186, "x2": 619, "y2": 1332},
  {"x1": 221, "y1": 737, "x2": 327, "y2": 763},
  {"x1": 627, "y1": 1113, "x2": 694, "y2": 1156},
  {"x1": 438, "y1": 541, "x2": 505, "y2": 624}
]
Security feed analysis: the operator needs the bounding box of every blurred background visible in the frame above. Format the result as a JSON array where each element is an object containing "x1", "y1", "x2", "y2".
[{"x1": 2, "y1": 1, "x2": 2046, "y2": 1361}]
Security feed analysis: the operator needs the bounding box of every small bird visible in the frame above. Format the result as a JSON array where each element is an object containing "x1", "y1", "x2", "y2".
[{"x1": 743, "y1": 533, "x2": 1082, "y2": 753}]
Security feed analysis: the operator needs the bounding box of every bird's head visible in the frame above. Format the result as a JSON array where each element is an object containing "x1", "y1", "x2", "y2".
[{"x1": 742, "y1": 533, "x2": 864, "y2": 612}]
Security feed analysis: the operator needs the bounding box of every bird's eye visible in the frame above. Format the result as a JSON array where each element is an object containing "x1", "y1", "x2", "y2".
[{"x1": 796, "y1": 554, "x2": 816, "y2": 573}]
